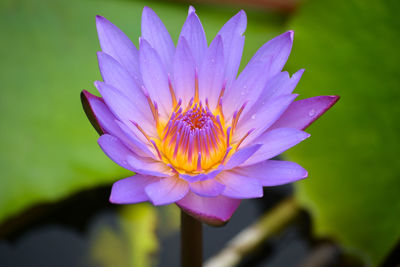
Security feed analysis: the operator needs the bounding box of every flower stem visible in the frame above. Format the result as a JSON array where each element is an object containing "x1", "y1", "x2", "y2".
[{"x1": 181, "y1": 210, "x2": 203, "y2": 267}]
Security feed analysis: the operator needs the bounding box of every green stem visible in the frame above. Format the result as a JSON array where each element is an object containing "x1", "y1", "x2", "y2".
[{"x1": 181, "y1": 210, "x2": 203, "y2": 267}]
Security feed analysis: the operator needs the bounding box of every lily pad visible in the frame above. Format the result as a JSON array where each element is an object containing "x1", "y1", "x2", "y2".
[{"x1": 285, "y1": 0, "x2": 400, "y2": 264}]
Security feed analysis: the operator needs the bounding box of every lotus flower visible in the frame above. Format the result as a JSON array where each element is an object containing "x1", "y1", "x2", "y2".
[{"x1": 81, "y1": 6, "x2": 338, "y2": 226}]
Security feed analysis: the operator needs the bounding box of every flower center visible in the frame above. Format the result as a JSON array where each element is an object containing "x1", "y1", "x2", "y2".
[{"x1": 161, "y1": 101, "x2": 227, "y2": 173}]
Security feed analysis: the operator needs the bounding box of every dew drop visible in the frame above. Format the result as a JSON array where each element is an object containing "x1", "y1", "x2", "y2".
[{"x1": 308, "y1": 109, "x2": 316, "y2": 117}]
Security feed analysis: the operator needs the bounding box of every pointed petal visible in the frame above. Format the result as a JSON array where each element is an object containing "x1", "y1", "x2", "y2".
[
  {"x1": 98, "y1": 134, "x2": 136, "y2": 172},
  {"x1": 242, "y1": 128, "x2": 311, "y2": 166},
  {"x1": 217, "y1": 10, "x2": 246, "y2": 88},
  {"x1": 139, "y1": 39, "x2": 173, "y2": 118},
  {"x1": 96, "y1": 16, "x2": 141, "y2": 82},
  {"x1": 223, "y1": 31, "x2": 294, "y2": 119},
  {"x1": 235, "y1": 160, "x2": 308, "y2": 186},
  {"x1": 216, "y1": 171, "x2": 263, "y2": 199},
  {"x1": 110, "y1": 175, "x2": 161, "y2": 204},
  {"x1": 97, "y1": 52, "x2": 152, "y2": 122},
  {"x1": 176, "y1": 191, "x2": 241, "y2": 226},
  {"x1": 243, "y1": 69, "x2": 304, "y2": 118},
  {"x1": 234, "y1": 94, "x2": 298, "y2": 145},
  {"x1": 95, "y1": 81, "x2": 157, "y2": 137},
  {"x1": 126, "y1": 155, "x2": 171, "y2": 177},
  {"x1": 81, "y1": 91, "x2": 154, "y2": 158},
  {"x1": 145, "y1": 176, "x2": 189, "y2": 205},
  {"x1": 198, "y1": 35, "x2": 225, "y2": 109},
  {"x1": 141, "y1": 7, "x2": 174, "y2": 71},
  {"x1": 81, "y1": 90, "x2": 106, "y2": 135},
  {"x1": 189, "y1": 179, "x2": 225, "y2": 197},
  {"x1": 179, "y1": 168, "x2": 222, "y2": 183},
  {"x1": 224, "y1": 144, "x2": 261, "y2": 169},
  {"x1": 179, "y1": 11, "x2": 207, "y2": 67},
  {"x1": 270, "y1": 95, "x2": 340, "y2": 130},
  {"x1": 173, "y1": 37, "x2": 196, "y2": 107}
]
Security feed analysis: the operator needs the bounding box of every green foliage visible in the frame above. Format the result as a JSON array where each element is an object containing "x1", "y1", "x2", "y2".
[{"x1": 286, "y1": 0, "x2": 400, "y2": 264}]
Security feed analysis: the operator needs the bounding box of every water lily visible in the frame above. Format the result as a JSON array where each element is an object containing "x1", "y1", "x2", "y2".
[{"x1": 81, "y1": 6, "x2": 338, "y2": 226}]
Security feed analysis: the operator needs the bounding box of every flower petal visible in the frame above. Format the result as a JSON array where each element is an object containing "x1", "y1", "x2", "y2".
[
  {"x1": 97, "y1": 52, "x2": 152, "y2": 122},
  {"x1": 179, "y1": 9, "x2": 207, "y2": 67},
  {"x1": 96, "y1": 16, "x2": 141, "y2": 83},
  {"x1": 139, "y1": 39, "x2": 173, "y2": 118},
  {"x1": 270, "y1": 95, "x2": 340, "y2": 130},
  {"x1": 217, "y1": 10, "x2": 246, "y2": 88},
  {"x1": 198, "y1": 35, "x2": 225, "y2": 109},
  {"x1": 224, "y1": 144, "x2": 262, "y2": 169},
  {"x1": 173, "y1": 37, "x2": 196, "y2": 107},
  {"x1": 95, "y1": 81, "x2": 157, "y2": 137},
  {"x1": 176, "y1": 191, "x2": 241, "y2": 226},
  {"x1": 81, "y1": 91, "x2": 154, "y2": 158},
  {"x1": 110, "y1": 175, "x2": 161, "y2": 204},
  {"x1": 216, "y1": 171, "x2": 263, "y2": 199},
  {"x1": 189, "y1": 179, "x2": 225, "y2": 197},
  {"x1": 141, "y1": 7, "x2": 174, "y2": 71},
  {"x1": 235, "y1": 160, "x2": 308, "y2": 186},
  {"x1": 223, "y1": 31, "x2": 294, "y2": 119},
  {"x1": 243, "y1": 69, "x2": 304, "y2": 119},
  {"x1": 98, "y1": 134, "x2": 136, "y2": 171},
  {"x1": 242, "y1": 128, "x2": 310, "y2": 166},
  {"x1": 145, "y1": 176, "x2": 189, "y2": 205},
  {"x1": 179, "y1": 168, "x2": 222, "y2": 183},
  {"x1": 126, "y1": 155, "x2": 171, "y2": 177},
  {"x1": 234, "y1": 94, "x2": 298, "y2": 145}
]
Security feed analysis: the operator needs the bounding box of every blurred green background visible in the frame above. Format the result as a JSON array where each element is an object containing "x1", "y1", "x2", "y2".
[{"x1": 0, "y1": 0, "x2": 399, "y2": 266}]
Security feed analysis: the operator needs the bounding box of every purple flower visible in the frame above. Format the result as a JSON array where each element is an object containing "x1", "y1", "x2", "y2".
[{"x1": 81, "y1": 6, "x2": 338, "y2": 226}]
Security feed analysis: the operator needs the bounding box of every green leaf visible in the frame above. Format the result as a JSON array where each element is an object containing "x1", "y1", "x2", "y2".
[
  {"x1": 0, "y1": 0, "x2": 284, "y2": 224},
  {"x1": 286, "y1": 0, "x2": 400, "y2": 264}
]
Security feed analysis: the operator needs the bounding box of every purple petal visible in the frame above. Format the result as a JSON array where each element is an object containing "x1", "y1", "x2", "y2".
[
  {"x1": 233, "y1": 94, "x2": 298, "y2": 145},
  {"x1": 98, "y1": 134, "x2": 136, "y2": 171},
  {"x1": 173, "y1": 37, "x2": 196, "y2": 107},
  {"x1": 217, "y1": 10, "x2": 246, "y2": 88},
  {"x1": 115, "y1": 120, "x2": 157, "y2": 159},
  {"x1": 81, "y1": 91, "x2": 154, "y2": 158},
  {"x1": 139, "y1": 39, "x2": 173, "y2": 118},
  {"x1": 224, "y1": 144, "x2": 262, "y2": 169},
  {"x1": 248, "y1": 30, "x2": 293, "y2": 75},
  {"x1": 126, "y1": 155, "x2": 171, "y2": 177},
  {"x1": 223, "y1": 31, "x2": 294, "y2": 119},
  {"x1": 179, "y1": 168, "x2": 222, "y2": 183},
  {"x1": 235, "y1": 160, "x2": 308, "y2": 186},
  {"x1": 216, "y1": 171, "x2": 263, "y2": 199},
  {"x1": 222, "y1": 60, "x2": 271, "y2": 120},
  {"x1": 270, "y1": 95, "x2": 340, "y2": 130},
  {"x1": 145, "y1": 176, "x2": 189, "y2": 205},
  {"x1": 179, "y1": 10, "x2": 207, "y2": 67},
  {"x1": 81, "y1": 90, "x2": 107, "y2": 135},
  {"x1": 110, "y1": 175, "x2": 161, "y2": 204},
  {"x1": 141, "y1": 7, "x2": 174, "y2": 71},
  {"x1": 243, "y1": 69, "x2": 304, "y2": 119},
  {"x1": 94, "y1": 81, "x2": 157, "y2": 137},
  {"x1": 97, "y1": 52, "x2": 152, "y2": 122},
  {"x1": 96, "y1": 16, "x2": 141, "y2": 82},
  {"x1": 189, "y1": 179, "x2": 225, "y2": 197},
  {"x1": 242, "y1": 128, "x2": 311, "y2": 166},
  {"x1": 198, "y1": 35, "x2": 225, "y2": 109},
  {"x1": 176, "y1": 191, "x2": 241, "y2": 226}
]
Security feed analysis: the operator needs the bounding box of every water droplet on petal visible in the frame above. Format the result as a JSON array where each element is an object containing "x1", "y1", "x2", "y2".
[{"x1": 308, "y1": 109, "x2": 316, "y2": 117}]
